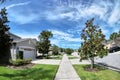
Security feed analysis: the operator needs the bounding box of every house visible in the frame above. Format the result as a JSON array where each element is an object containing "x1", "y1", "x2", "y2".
[
  {"x1": 103, "y1": 37, "x2": 120, "y2": 49},
  {"x1": 37, "y1": 46, "x2": 53, "y2": 56},
  {"x1": 10, "y1": 33, "x2": 37, "y2": 60}
]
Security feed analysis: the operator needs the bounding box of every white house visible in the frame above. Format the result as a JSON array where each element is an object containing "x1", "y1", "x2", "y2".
[
  {"x1": 10, "y1": 33, "x2": 37, "y2": 60},
  {"x1": 103, "y1": 37, "x2": 120, "y2": 49}
]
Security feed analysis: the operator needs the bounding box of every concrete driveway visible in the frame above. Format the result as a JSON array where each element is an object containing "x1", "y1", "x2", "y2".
[{"x1": 95, "y1": 51, "x2": 120, "y2": 69}]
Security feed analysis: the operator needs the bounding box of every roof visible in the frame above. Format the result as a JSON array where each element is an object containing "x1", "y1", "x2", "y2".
[
  {"x1": 13, "y1": 38, "x2": 37, "y2": 45},
  {"x1": 102, "y1": 37, "x2": 120, "y2": 45},
  {"x1": 9, "y1": 32, "x2": 21, "y2": 39}
]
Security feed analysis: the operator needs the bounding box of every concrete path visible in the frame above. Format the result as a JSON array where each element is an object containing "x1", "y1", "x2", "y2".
[{"x1": 54, "y1": 54, "x2": 81, "y2": 80}]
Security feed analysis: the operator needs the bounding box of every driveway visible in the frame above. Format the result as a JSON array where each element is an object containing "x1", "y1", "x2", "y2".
[{"x1": 95, "y1": 51, "x2": 120, "y2": 69}]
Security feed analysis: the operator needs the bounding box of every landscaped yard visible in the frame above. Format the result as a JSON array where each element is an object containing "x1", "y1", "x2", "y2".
[
  {"x1": 49, "y1": 55, "x2": 63, "y2": 60},
  {"x1": 68, "y1": 56, "x2": 79, "y2": 59},
  {"x1": 67, "y1": 55, "x2": 79, "y2": 59},
  {"x1": 0, "y1": 64, "x2": 58, "y2": 80},
  {"x1": 74, "y1": 65, "x2": 120, "y2": 80}
]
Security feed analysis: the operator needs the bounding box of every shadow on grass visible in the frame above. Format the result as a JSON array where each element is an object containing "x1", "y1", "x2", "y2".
[
  {"x1": 83, "y1": 64, "x2": 106, "y2": 71},
  {"x1": 0, "y1": 65, "x2": 57, "y2": 80},
  {"x1": 74, "y1": 64, "x2": 120, "y2": 80}
]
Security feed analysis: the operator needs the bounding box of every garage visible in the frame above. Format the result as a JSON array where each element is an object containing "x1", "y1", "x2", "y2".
[{"x1": 23, "y1": 48, "x2": 36, "y2": 60}]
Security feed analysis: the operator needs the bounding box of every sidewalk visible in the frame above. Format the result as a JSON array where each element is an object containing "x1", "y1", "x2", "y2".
[{"x1": 54, "y1": 54, "x2": 81, "y2": 80}]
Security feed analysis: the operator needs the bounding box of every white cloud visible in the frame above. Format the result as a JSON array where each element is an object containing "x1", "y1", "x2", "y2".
[
  {"x1": 9, "y1": 12, "x2": 39, "y2": 24},
  {"x1": 45, "y1": 4, "x2": 107, "y2": 21},
  {"x1": 50, "y1": 29, "x2": 82, "y2": 42},
  {"x1": 7, "y1": 1, "x2": 40, "y2": 24},
  {"x1": 50, "y1": 39, "x2": 60, "y2": 45},
  {"x1": 6, "y1": 1, "x2": 31, "y2": 9},
  {"x1": 45, "y1": 0, "x2": 120, "y2": 26},
  {"x1": 108, "y1": 2, "x2": 120, "y2": 24},
  {"x1": 51, "y1": 29, "x2": 71, "y2": 37},
  {"x1": 18, "y1": 34, "x2": 38, "y2": 40},
  {"x1": 15, "y1": 31, "x2": 39, "y2": 40},
  {"x1": 78, "y1": 6, "x2": 107, "y2": 19},
  {"x1": 44, "y1": 1, "x2": 107, "y2": 21}
]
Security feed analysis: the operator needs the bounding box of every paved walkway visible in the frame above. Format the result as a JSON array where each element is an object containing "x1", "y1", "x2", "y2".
[{"x1": 54, "y1": 54, "x2": 81, "y2": 80}]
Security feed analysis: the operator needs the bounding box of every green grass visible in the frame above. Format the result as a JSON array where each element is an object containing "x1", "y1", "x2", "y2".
[
  {"x1": 74, "y1": 65, "x2": 120, "y2": 80},
  {"x1": 49, "y1": 55, "x2": 63, "y2": 60},
  {"x1": 0, "y1": 64, "x2": 58, "y2": 80},
  {"x1": 67, "y1": 55, "x2": 79, "y2": 59},
  {"x1": 68, "y1": 56, "x2": 79, "y2": 59}
]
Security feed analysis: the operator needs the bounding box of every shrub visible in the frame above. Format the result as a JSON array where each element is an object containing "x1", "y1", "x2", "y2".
[
  {"x1": 24, "y1": 59, "x2": 32, "y2": 64},
  {"x1": 10, "y1": 59, "x2": 24, "y2": 66},
  {"x1": 10, "y1": 59, "x2": 32, "y2": 66}
]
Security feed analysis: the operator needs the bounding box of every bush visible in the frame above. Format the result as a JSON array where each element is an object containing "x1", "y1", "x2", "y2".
[
  {"x1": 10, "y1": 59, "x2": 24, "y2": 66},
  {"x1": 24, "y1": 59, "x2": 32, "y2": 64},
  {"x1": 10, "y1": 59, "x2": 32, "y2": 66}
]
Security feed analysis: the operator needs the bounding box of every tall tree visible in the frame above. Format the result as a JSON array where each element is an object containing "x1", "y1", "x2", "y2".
[
  {"x1": 109, "y1": 30, "x2": 120, "y2": 40},
  {"x1": 80, "y1": 18, "x2": 108, "y2": 69},
  {"x1": 37, "y1": 30, "x2": 53, "y2": 58},
  {"x1": 0, "y1": 8, "x2": 12, "y2": 63},
  {"x1": 52, "y1": 45, "x2": 59, "y2": 55},
  {"x1": 60, "y1": 48, "x2": 65, "y2": 53},
  {"x1": 65, "y1": 48, "x2": 74, "y2": 55}
]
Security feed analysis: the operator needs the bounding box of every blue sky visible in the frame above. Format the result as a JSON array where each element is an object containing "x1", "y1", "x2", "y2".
[{"x1": 0, "y1": 0, "x2": 120, "y2": 49}]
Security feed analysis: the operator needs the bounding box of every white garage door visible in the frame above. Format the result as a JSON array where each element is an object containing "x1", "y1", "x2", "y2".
[{"x1": 23, "y1": 50, "x2": 36, "y2": 60}]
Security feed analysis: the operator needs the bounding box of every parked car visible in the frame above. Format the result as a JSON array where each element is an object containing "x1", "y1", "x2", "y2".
[{"x1": 109, "y1": 46, "x2": 120, "y2": 53}]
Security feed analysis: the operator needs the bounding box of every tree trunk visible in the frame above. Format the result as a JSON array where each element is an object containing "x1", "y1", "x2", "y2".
[{"x1": 90, "y1": 57, "x2": 94, "y2": 69}]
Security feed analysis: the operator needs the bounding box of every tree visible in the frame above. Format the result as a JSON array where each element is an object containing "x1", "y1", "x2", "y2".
[
  {"x1": 109, "y1": 30, "x2": 120, "y2": 40},
  {"x1": 0, "y1": 8, "x2": 12, "y2": 63},
  {"x1": 80, "y1": 18, "x2": 108, "y2": 69},
  {"x1": 52, "y1": 45, "x2": 59, "y2": 55},
  {"x1": 65, "y1": 48, "x2": 74, "y2": 55},
  {"x1": 60, "y1": 48, "x2": 65, "y2": 53},
  {"x1": 37, "y1": 30, "x2": 53, "y2": 58}
]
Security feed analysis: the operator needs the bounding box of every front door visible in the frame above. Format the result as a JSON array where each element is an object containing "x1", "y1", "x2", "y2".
[{"x1": 17, "y1": 51, "x2": 23, "y2": 59}]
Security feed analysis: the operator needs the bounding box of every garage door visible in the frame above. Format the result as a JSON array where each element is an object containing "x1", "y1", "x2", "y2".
[{"x1": 23, "y1": 50, "x2": 36, "y2": 60}]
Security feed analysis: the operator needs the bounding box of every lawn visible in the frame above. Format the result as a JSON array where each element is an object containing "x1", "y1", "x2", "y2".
[
  {"x1": 49, "y1": 55, "x2": 63, "y2": 60},
  {"x1": 0, "y1": 64, "x2": 58, "y2": 80},
  {"x1": 67, "y1": 55, "x2": 79, "y2": 59},
  {"x1": 68, "y1": 56, "x2": 79, "y2": 59},
  {"x1": 74, "y1": 65, "x2": 120, "y2": 80}
]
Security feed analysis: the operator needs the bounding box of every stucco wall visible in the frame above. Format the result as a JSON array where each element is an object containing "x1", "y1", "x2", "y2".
[{"x1": 16, "y1": 39, "x2": 35, "y2": 48}]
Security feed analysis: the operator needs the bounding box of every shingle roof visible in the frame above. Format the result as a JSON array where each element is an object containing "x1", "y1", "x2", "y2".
[{"x1": 9, "y1": 32, "x2": 21, "y2": 39}]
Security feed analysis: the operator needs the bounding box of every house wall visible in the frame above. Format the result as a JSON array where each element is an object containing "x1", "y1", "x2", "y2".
[
  {"x1": 104, "y1": 40, "x2": 117, "y2": 49},
  {"x1": 11, "y1": 39, "x2": 37, "y2": 60},
  {"x1": 16, "y1": 39, "x2": 35, "y2": 48},
  {"x1": 11, "y1": 49, "x2": 17, "y2": 60},
  {"x1": 23, "y1": 49, "x2": 36, "y2": 60}
]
